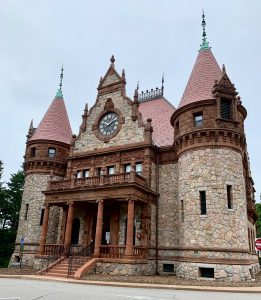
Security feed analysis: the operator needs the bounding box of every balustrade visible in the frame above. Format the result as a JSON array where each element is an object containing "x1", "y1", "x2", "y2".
[{"x1": 48, "y1": 173, "x2": 146, "y2": 191}]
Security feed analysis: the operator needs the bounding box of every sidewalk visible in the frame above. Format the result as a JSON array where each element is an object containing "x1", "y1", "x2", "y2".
[{"x1": 1, "y1": 274, "x2": 261, "y2": 293}]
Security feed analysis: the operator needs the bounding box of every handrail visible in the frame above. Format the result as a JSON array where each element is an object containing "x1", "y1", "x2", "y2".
[{"x1": 48, "y1": 172, "x2": 147, "y2": 191}]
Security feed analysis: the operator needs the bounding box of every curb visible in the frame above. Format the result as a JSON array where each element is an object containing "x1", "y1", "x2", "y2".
[{"x1": 0, "y1": 275, "x2": 261, "y2": 293}]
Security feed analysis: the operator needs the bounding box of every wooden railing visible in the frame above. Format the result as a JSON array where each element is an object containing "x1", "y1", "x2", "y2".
[
  {"x1": 43, "y1": 244, "x2": 82, "y2": 256},
  {"x1": 100, "y1": 245, "x2": 126, "y2": 258},
  {"x1": 100, "y1": 245, "x2": 147, "y2": 259},
  {"x1": 133, "y1": 246, "x2": 147, "y2": 259},
  {"x1": 49, "y1": 172, "x2": 147, "y2": 191}
]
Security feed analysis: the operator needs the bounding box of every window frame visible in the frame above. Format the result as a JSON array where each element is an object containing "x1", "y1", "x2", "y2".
[
  {"x1": 227, "y1": 185, "x2": 233, "y2": 209},
  {"x1": 48, "y1": 147, "x2": 56, "y2": 158},
  {"x1": 194, "y1": 112, "x2": 203, "y2": 127},
  {"x1": 199, "y1": 190, "x2": 207, "y2": 215}
]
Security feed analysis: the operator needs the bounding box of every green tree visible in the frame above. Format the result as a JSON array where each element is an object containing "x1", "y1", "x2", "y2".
[
  {"x1": 0, "y1": 166, "x2": 24, "y2": 267},
  {"x1": 256, "y1": 203, "x2": 261, "y2": 238}
]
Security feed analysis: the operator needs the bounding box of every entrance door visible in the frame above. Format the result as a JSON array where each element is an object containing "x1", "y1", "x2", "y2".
[
  {"x1": 71, "y1": 218, "x2": 80, "y2": 244},
  {"x1": 102, "y1": 216, "x2": 111, "y2": 245}
]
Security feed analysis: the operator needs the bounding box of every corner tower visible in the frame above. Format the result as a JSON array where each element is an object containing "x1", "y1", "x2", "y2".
[
  {"x1": 11, "y1": 68, "x2": 72, "y2": 267},
  {"x1": 171, "y1": 13, "x2": 259, "y2": 282}
]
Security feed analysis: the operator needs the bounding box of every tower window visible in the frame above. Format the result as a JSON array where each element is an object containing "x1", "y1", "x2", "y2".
[
  {"x1": 194, "y1": 112, "x2": 203, "y2": 127},
  {"x1": 40, "y1": 209, "x2": 45, "y2": 226},
  {"x1": 227, "y1": 185, "x2": 233, "y2": 209},
  {"x1": 135, "y1": 163, "x2": 142, "y2": 175},
  {"x1": 220, "y1": 98, "x2": 231, "y2": 120},
  {"x1": 200, "y1": 191, "x2": 207, "y2": 215},
  {"x1": 48, "y1": 147, "x2": 56, "y2": 158},
  {"x1": 24, "y1": 204, "x2": 29, "y2": 220},
  {"x1": 31, "y1": 147, "x2": 36, "y2": 157},
  {"x1": 175, "y1": 121, "x2": 179, "y2": 135},
  {"x1": 181, "y1": 200, "x2": 184, "y2": 222},
  {"x1": 76, "y1": 171, "x2": 82, "y2": 178}
]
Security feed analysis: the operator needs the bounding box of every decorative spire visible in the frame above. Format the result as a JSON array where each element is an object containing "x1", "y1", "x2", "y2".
[
  {"x1": 27, "y1": 119, "x2": 34, "y2": 140},
  {"x1": 137, "y1": 80, "x2": 139, "y2": 91},
  {"x1": 200, "y1": 10, "x2": 210, "y2": 51},
  {"x1": 56, "y1": 65, "x2": 64, "y2": 98},
  {"x1": 161, "y1": 73, "x2": 164, "y2": 92}
]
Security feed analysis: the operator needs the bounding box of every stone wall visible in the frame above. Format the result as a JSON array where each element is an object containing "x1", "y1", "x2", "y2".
[
  {"x1": 178, "y1": 148, "x2": 249, "y2": 250},
  {"x1": 95, "y1": 260, "x2": 156, "y2": 275},
  {"x1": 11, "y1": 173, "x2": 62, "y2": 267},
  {"x1": 176, "y1": 261, "x2": 260, "y2": 282},
  {"x1": 158, "y1": 163, "x2": 179, "y2": 248},
  {"x1": 74, "y1": 90, "x2": 144, "y2": 152}
]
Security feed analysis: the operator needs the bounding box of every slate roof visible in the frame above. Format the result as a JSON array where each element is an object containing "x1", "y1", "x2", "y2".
[
  {"x1": 30, "y1": 96, "x2": 72, "y2": 144},
  {"x1": 178, "y1": 48, "x2": 221, "y2": 108},
  {"x1": 139, "y1": 97, "x2": 175, "y2": 147}
]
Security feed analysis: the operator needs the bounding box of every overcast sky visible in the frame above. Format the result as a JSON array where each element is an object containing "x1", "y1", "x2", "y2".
[{"x1": 0, "y1": 0, "x2": 260, "y2": 202}]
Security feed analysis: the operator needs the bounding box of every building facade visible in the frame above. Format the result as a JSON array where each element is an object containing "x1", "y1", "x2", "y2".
[{"x1": 11, "y1": 17, "x2": 259, "y2": 282}]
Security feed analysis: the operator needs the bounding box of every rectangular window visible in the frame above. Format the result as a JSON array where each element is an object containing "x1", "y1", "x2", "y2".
[
  {"x1": 136, "y1": 163, "x2": 142, "y2": 175},
  {"x1": 163, "y1": 264, "x2": 174, "y2": 273},
  {"x1": 200, "y1": 191, "x2": 207, "y2": 215},
  {"x1": 107, "y1": 166, "x2": 115, "y2": 175},
  {"x1": 227, "y1": 185, "x2": 233, "y2": 209},
  {"x1": 181, "y1": 200, "x2": 184, "y2": 222},
  {"x1": 220, "y1": 98, "x2": 231, "y2": 120},
  {"x1": 48, "y1": 147, "x2": 56, "y2": 158},
  {"x1": 194, "y1": 112, "x2": 203, "y2": 127},
  {"x1": 40, "y1": 209, "x2": 45, "y2": 226},
  {"x1": 199, "y1": 267, "x2": 214, "y2": 278},
  {"x1": 83, "y1": 169, "x2": 89, "y2": 178},
  {"x1": 125, "y1": 164, "x2": 131, "y2": 173},
  {"x1": 24, "y1": 204, "x2": 29, "y2": 220},
  {"x1": 31, "y1": 147, "x2": 36, "y2": 157},
  {"x1": 97, "y1": 167, "x2": 102, "y2": 176},
  {"x1": 76, "y1": 170, "x2": 82, "y2": 178}
]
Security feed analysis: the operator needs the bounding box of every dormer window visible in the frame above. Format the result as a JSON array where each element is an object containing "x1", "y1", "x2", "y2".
[
  {"x1": 194, "y1": 112, "x2": 203, "y2": 127},
  {"x1": 48, "y1": 147, "x2": 56, "y2": 158},
  {"x1": 220, "y1": 98, "x2": 231, "y2": 120}
]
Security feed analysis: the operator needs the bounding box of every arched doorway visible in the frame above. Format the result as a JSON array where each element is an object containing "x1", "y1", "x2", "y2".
[{"x1": 71, "y1": 218, "x2": 80, "y2": 244}]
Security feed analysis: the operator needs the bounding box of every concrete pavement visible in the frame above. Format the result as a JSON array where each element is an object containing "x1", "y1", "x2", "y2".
[{"x1": 0, "y1": 274, "x2": 261, "y2": 293}]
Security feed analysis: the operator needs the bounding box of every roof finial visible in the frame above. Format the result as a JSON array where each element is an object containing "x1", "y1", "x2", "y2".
[
  {"x1": 200, "y1": 10, "x2": 210, "y2": 51},
  {"x1": 137, "y1": 80, "x2": 139, "y2": 91},
  {"x1": 56, "y1": 65, "x2": 64, "y2": 98},
  {"x1": 110, "y1": 55, "x2": 115, "y2": 67},
  {"x1": 161, "y1": 73, "x2": 164, "y2": 94}
]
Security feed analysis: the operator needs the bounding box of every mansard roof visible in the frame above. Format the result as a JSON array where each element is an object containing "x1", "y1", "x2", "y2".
[
  {"x1": 139, "y1": 96, "x2": 175, "y2": 147},
  {"x1": 30, "y1": 93, "x2": 72, "y2": 144},
  {"x1": 178, "y1": 48, "x2": 221, "y2": 108}
]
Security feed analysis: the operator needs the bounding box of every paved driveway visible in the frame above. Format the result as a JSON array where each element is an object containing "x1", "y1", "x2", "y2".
[{"x1": 0, "y1": 278, "x2": 260, "y2": 300}]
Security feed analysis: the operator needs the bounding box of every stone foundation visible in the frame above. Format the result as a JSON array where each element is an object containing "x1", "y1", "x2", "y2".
[
  {"x1": 94, "y1": 260, "x2": 156, "y2": 276},
  {"x1": 176, "y1": 261, "x2": 260, "y2": 282}
]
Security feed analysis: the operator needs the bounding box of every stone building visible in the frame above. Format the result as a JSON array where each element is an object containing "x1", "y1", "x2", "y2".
[{"x1": 11, "y1": 15, "x2": 259, "y2": 282}]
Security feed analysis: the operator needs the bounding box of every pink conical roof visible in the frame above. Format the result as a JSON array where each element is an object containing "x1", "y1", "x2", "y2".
[
  {"x1": 30, "y1": 95, "x2": 72, "y2": 144},
  {"x1": 178, "y1": 49, "x2": 221, "y2": 108}
]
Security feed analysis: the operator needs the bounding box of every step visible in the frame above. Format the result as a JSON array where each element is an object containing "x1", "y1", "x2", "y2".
[{"x1": 45, "y1": 272, "x2": 69, "y2": 278}]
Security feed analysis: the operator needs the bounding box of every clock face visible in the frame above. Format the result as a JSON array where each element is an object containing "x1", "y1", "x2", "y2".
[{"x1": 99, "y1": 112, "x2": 119, "y2": 136}]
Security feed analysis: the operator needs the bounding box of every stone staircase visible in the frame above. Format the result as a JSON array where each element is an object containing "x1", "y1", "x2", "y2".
[{"x1": 43, "y1": 257, "x2": 90, "y2": 278}]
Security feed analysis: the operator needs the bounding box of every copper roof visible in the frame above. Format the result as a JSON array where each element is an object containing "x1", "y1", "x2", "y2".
[
  {"x1": 30, "y1": 96, "x2": 72, "y2": 144},
  {"x1": 139, "y1": 97, "x2": 175, "y2": 147},
  {"x1": 178, "y1": 49, "x2": 221, "y2": 108}
]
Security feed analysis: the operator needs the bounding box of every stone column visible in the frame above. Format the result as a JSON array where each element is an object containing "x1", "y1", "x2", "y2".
[
  {"x1": 64, "y1": 202, "x2": 74, "y2": 246},
  {"x1": 94, "y1": 200, "x2": 104, "y2": 257},
  {"x1": 125, "y1": 199, "x2": 135, "y2": 256},
  {"x1": 59, "y1": 206, "x2": 67, "y2": 244},
  {"x1": 38, "y1": 204, "x2": 50, "y2": 255}
]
